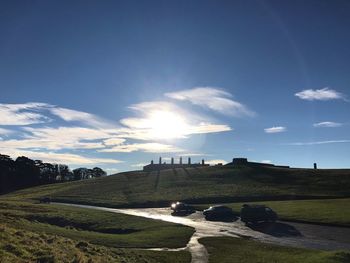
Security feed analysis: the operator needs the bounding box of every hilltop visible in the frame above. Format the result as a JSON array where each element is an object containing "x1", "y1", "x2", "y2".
[{"x1": 4, "y1": 165, "x2": 350, "y2": 207}]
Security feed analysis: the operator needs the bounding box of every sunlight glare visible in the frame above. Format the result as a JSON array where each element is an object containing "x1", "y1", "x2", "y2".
[{"x1": 147, "y1": 110, "x2": 189, "y2": 139}]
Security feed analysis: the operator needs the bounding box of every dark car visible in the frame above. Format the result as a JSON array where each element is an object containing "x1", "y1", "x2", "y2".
[
  {"x1": 240, "y1": 204, "x2": 277, "y2": 224},
  {"x1": 203, "y1": 205, "x2": 234, "y2": 220},
  {"x1": 39, "y1": 197, "x2": 51, "y2": 204},
  {"x1": 170, "y1": 202, "x2": 195, "y2": 215}
]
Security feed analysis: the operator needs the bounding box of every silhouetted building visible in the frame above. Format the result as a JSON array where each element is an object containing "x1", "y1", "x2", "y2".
[
  {"x1": 227, "y1": 158, "x2": 289, "y2": 169},
  {"x1": 232, "y1": 158, "x2": 248, "y2": 165},
  {"x1": 143, "y1": 156, "x2": 209, "y2": 171},
  {"x1": 314, "y1": 163, "x2": 317, "y2": 169}
]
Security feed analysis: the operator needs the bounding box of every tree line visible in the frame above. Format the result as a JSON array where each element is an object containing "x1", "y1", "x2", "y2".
[{"x1": 0, "y1": 154, "x2": 106, "y2": 194}]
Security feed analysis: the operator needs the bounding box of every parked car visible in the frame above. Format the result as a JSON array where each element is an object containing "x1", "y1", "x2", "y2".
[
  {"x1": 240, "y1": 204, "x2": 277, "y2": 224},
  {"x1": 203, "y1": 205, "x2": 234, "y2": 220},
  {"x1": 170, "y1": 202, "x2": 195, "y2": 215},
  {"x1": 39, "y1": 197, "x2": 51, "y2": 204}
]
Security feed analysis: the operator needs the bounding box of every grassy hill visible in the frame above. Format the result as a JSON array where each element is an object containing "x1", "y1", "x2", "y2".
[
  {"x1": 2, "y1": 165, "x2": 350, "y2": 262},
  {"x1": 4, "y1": 165, "x2": 350, "y2": 207},
  {"x1": 0, "y1": 200, "x2": 192, "y2": 262}
]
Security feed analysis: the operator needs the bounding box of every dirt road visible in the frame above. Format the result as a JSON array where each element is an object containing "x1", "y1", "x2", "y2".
[{"x1": 56, "y1": 203, "x2": 350, "y2": 263}]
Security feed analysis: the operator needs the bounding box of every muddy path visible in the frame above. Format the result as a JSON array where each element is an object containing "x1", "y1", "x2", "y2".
[{"x1": 55, "y1": 203, "x2": 350, "y2": 263}]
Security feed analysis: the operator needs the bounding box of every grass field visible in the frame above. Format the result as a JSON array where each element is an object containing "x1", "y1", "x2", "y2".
[
  {"x1": 231, "y1": 198, "x2": 350, "y2": 226},
  {"x1": 2, "y1": 165, "x2": 350, "y2": 261},
  {"x1": 4, "y1": 166, "x2": 350, "y2": 208},
  {"x1": 194, "y1": 198, "x2": 350, "y2": 227},
  {"x1": 199, "y1": 237, "x2": 350, "y2": 263},
  {"x1": 0, "y1": 200, "x2": 193, "y2": 262}
]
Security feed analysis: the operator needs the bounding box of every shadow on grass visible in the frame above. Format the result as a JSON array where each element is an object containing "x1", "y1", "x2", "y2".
[
  {"x1": 26, "y1": 215, "x2": 140, "y2": 234},
  {"x1": 247, "y1": 222, "x2": 302, "y2": 237}
]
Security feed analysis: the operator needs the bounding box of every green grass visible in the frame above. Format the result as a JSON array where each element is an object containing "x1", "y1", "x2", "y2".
[
  {"x1": 0, "y1": 200, "x2": 192, "y2": 262},
  {"x1": 194, "y1": 198, "x2": 350, "y2": 227},
  {"x1": 0, "y1": 200, "x2": 193, "y2": 248},
  {"x1": 0, "y1": 223, "x2": 191, "y2": 263},
  {"x1": 199, "y1": 237, "x2": 350, "y2": 263},
  {"x1": 3, "y1": 165, "x2": 350, "y2": 262},
  {"x1": 4, "y1": 166, "x2": 350, "y2": 208}
]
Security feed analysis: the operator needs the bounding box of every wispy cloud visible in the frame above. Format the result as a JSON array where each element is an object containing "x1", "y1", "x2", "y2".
[
  {"x1": 177, "y1": 153, "x2": 209, "y2": 157},
  {"x1": 295, "y1": 88, "x2": 346, "y2": 101},
  {"x1": 50, "y1": 107, "x2": 114, "y2": 128},
  {"x1": 103, "y1": 138, "x2": 126, "y2": 146},
  {"x1": 0, "y1": 128, "x2": 13, "y2": 135},
  {"x1": 2, "y1": 149, "x2": 121, "y2": 165},
  {"x1": 99, "y1": 142, "x2": 184, "y2": 153},
  {"x1": 165, "y1": 87, "x2": 255, "y2": 117},
  {"x1": 261, "y1": 160, "x2": 272, "y2": 164},
  {"x1": 0, "y1": 97, "x2": 233, "y2": 166},
  {"x1": 0, "y1": 102, "x2": 51, "y2": 125},
  {"x1": 264, "y1": 126, "x2": 287, "y2": 133},
  {"x1": 287, "y1": 140, "x2": 350, "y2": 146},
  {"x1": 119, "y1": 100, "x2": 231, "y2": 140},
  {"x1": 313, "y1": 121, "x2": 343, "y2": 128}
]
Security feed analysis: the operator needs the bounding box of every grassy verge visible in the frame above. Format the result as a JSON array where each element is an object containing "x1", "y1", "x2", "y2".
[
  {"x1": 0, "y1": 200, "x2": 193, "y2": 248},
  {"x1": 0, "y1": 200, "x2": 192, "y2": 262},
  {"x1": 4, "y1": 166, "x2": 350, "y2": 208},
  {"x1": 194, "y1": 198, "x2": 350, "y2": 227},
  {"x1": 0, "y1": 223, "x2": 191, "y2": 263},
  {"x1": 199, "y1": 237, "x2": 350, "y2": 263}
]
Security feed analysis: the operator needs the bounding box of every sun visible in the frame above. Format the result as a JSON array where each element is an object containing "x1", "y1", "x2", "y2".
[{"x1": 146, "y1": 110, "x2": 189, "y2": 139}]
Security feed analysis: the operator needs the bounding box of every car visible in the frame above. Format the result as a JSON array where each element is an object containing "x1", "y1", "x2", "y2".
[
  {"x1": 203, "y1": 205, "x2": 234, "y2": 220},
  {"x1": 170, "y1": 202, "x2": 195, "y2": 215},
  {"x1": 39, "y1": 197, "x2": 51, "y2": 204},
  {"x1": 240, "y1": 204, "x2": 277, "y2": 224}
]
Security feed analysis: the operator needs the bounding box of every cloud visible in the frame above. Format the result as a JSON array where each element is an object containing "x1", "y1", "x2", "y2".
[
  {"x1": 177, "y1": 153, "x2": 209, "y2": 157},
  {"x1": 0, "y1": 102, "x2": 51, "y2": 125},
  {"x1": 50, "y1": 107, "x2": 114, "y2": 128},
  {"x1": 119, "y1": 100, "x2": 231, "y2": 140},
  {"x1": 3, "y1": 149, "x2": 121, "y2": 165},
  {"x1": 287, "y1": 140, "x2": 350, "y2": 146},
  {"x1": 165, "y1": 87, "x2": 255, "y2": 116},
  {"x1": 295, "y1": 88, "x2": 346, "y2": 101},
  {"x1": 0, "y1": 128, "x2": 13, "y2": 135},
  {"x1": 205, "y1": 159, "x2": 227, "y2": 165},
  {"x1": 0, "y1": 98, "x2": 233, "y2": 164},
  {"x1": 313, "y1": 122, "x2": 343, "y2": 128},
  {"x1": 99, "y1": 142, "x2": 184, "y2": 153},
  {"x1": 264, "y1": 126, "x2": 287, "y2": 133},
  {"x1": 103, "y1": 138, "x2": 126, "y2": 146},
  {"x1": 261, "y1": 160, "x2": 272, "y2": 164}
]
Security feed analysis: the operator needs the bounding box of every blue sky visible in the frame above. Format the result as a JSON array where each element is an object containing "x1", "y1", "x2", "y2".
[{"x1": 0, "y1": 0, "x2": 349, "y2": 173}]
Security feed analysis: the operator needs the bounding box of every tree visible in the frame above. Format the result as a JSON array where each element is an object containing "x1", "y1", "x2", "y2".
[
  {"x1": 15, "y1": 156, "x2": 40, "y2": 187},
  {"x1": 92, "y1": 167, "x2": 106, "y2": 177},
  {"x1": 73, "y1": 168, "x2": 88, "y2": 180}
]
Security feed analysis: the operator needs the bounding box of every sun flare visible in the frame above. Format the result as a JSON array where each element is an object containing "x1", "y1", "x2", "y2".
[{"x1": 146, "y1": 110, "x2": 189, "y2": 139}]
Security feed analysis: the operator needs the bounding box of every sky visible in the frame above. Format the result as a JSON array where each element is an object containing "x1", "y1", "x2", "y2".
[{"x1": 0, "y1": 0, "x2": 349, "y2": 173}]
